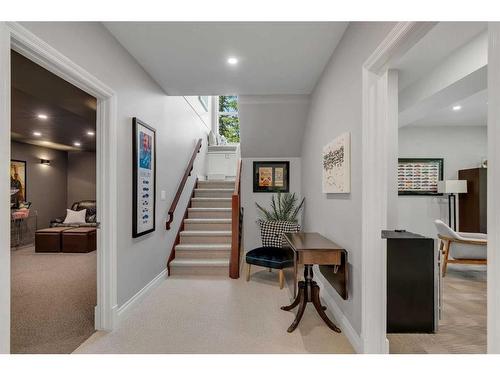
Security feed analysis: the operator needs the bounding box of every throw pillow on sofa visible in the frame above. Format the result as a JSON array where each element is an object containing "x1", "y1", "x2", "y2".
[{"x1": 63, "y1": 208, "x2": 87, "y2": 224}]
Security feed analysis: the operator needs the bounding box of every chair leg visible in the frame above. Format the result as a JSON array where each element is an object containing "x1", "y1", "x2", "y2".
[
  {"x1": 279, "y1": 269, "x2": 284, "y2": 289},
  {"x1": 442, "y1": 240, "x2": 450, "y2": 277},
  {"x1": 246, "y1": 264, "x2": 251, "y2": 282}
]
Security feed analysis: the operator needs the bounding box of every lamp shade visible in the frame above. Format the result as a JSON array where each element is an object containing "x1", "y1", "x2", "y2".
[{"x1": 437, "y1": 180, "x2": 467, "y2": 194}]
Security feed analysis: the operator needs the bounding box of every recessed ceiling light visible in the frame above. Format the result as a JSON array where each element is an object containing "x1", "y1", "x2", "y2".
[
  {"x1": 87, "y1": 131, "x2": 95, "y2": 136},
  {"x1": 227, "y1": 57, "x2": 238, "y2": 65},
  {"x1": 37, "y1": 114, "x2": 48, "y2": 120},
  {"x1": 33, "y1": 131, "x2": 42, "y2": 137},
  {"x1": 452, "y1": 105, "x2": 462, "y2": 111},
  {"x1": 73, "y1": 141, "x2": 81, "y2": 147}
]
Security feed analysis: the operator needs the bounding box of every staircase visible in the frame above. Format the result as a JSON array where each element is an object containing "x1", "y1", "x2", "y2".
[{"x1": 169, "y1": 179, "x2": 236, "y2": 276}]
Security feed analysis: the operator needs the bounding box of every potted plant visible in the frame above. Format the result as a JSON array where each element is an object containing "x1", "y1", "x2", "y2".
[{"x1": 255, "y1": 192, "x2": 305, "y2": 248}]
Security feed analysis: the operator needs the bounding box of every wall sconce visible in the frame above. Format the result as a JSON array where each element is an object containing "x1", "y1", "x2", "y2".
[{"x1": 40, "y1": 159, "x2": 50, "y2": 166}]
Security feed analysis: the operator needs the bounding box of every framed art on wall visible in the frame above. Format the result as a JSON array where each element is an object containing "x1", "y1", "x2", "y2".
[
  {"x1": 132, "y1": 117, "x2": 156, "y2": 237},
  {"x1": 253, "y1": 161, "x2": 290, "y2": 193},
  {"x1": 322, "y1": 132, "x2": 351, "y2": 193},
  {"x1": 10, "y1": 160, "x2": 26, "y2": 208},
  {"x1": 398, "y1": 158, "x2": 443, "y2": 196}
]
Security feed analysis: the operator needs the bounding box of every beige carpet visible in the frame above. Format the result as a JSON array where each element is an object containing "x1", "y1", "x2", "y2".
[
  {"x1": 75, "y1": 267, "x2": 354, "y2": 354},
  {"x1": 388, "y1": 264, "x2": 487, "y2": 354},
  {"x1": 11, "y1": 246, "x2": 96, "y2": 354}
]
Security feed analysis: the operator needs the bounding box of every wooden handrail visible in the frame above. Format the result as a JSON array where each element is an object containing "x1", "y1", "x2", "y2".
[
  {"x1": 166, "y1": 138, "x2": 202, "y2": 230},
  {"x1": 229, "y1": 159, "x2": 243, "y2": 279}
]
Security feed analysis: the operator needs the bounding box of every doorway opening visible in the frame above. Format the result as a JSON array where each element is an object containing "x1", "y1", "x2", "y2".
[
  {"x1": 10, "y1": 49, "x2": 98, "y2": 353},
  {"x1": 1, "y1": 23, "x2": 118, "y2": 354},
  {"x1": 386, "y1": 22, "x2": 488, "y2": 353},
  {"x1": 361, "y1": 21, "x2": 500, "y2": 354}
]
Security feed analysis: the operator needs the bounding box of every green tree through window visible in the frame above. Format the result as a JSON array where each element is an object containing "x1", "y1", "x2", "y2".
[{"x1": 218, "y1": 95, "x2": 240, "y2": 143}]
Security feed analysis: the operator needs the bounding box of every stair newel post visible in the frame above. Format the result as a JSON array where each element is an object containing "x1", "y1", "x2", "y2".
[{"x1": 229, "y1": 159, "x2": 242, "y2": 279}]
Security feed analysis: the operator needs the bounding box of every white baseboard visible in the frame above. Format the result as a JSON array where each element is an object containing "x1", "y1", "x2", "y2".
[
  {"x1": 116, "y1": 269, "x2": 167, "y2": 323},
  {"x1": 315, "y1": 274, "x2": 364, "y2": 354}
]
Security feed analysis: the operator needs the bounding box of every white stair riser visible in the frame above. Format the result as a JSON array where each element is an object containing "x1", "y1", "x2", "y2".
[
  {"x1": 175, "y1": 250, "x2": 231, "y2": 259},
  {"x1": 194, "y1": 190, "x2": 233, "y2": 198},
  {"x1": 184, "y1": 222, "x2": 231, "y2": 231},
  {"x1": 188, "y1": 210, "x2": 231, "y2": 219},
  {"x1": 170, "y1": 265, "x2": 229, "y2": 276},
  {"x1": 191, "y1": 200, "x2": 232, "y2": 208},
  {"x1": 180, "y1": 235, "x2": 231, "y2": 244},
  {"x1": 197, "y1": 181, "x2": 235, "y2": 189}
]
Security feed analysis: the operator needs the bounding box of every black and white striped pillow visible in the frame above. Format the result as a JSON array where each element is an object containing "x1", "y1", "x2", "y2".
[{"x1": 258, "y1": 220, "x2": 301, "y2": 248}]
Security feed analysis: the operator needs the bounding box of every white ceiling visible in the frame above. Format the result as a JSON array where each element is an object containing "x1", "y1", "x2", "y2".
[
  {"x1": 104, "y1": 22, "x2": 348, "y2": 95},
  {"x1": 407, "y1": 90, "x2": 487, "y2": 128},
  {"x1": 396, "y1": 22, "x2": 488, "y2": 129},
  {"x1": 393, "y1": 22, "x2": 487, "y2": 91}
]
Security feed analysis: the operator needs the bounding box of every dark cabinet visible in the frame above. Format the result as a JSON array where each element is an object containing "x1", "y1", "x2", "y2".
[
  {"x1": 383, "y1": 230, "x2": 438, "y2": 333},
  {"x1": 459, "y1": 168, "x2": 487, "y2": 234}
]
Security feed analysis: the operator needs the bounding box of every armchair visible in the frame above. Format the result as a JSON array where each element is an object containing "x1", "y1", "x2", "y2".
[{"x1": 434, "y1": 219, "x2": 487, "y2": 276}]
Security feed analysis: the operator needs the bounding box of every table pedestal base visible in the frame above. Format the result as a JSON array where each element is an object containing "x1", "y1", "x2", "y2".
[{"x1": 281, "y1": 265, "x2": 341, "y2": 333}]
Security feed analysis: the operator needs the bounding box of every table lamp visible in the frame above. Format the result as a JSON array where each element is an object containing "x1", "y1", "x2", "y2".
[{"x1": 437, "y1": 180, "x2": 467, "y2": 231}]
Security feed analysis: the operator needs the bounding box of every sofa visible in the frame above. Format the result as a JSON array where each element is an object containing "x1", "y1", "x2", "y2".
[{"x1": 51, "y1": 200, "x2": 98, "y2": 228}]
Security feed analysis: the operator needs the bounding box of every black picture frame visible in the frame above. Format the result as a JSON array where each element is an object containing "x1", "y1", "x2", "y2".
[
  {"x1": 253, "y1": 161, "x2": 290, "y2": 193},
  {"x1": 10, "y1": 159, "x2": 27, "y2": 209},
  {"x1": 132, "y1": 117, "x2": 157, "y2": 238},
  {"x1": 398, "y1": 158, "x2": 444, "y2": 196}
]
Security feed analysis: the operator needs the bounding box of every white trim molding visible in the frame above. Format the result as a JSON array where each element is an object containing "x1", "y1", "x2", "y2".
[
  {"x1": 315, "y1": 272, "x2": 363, "y2": 353},
  {"x1": 487, "y1": 22, "x2": 500, "y2": 354},
  {"x1": 0, "y1": 22, "x2": 118, "y2": 352},
  {"x1": 0, "y1": 22, "x2": 12, "y2": 354},
  {"x1": 116, "y1": 269, "x2": 167, "y2": 324},
  {"x1": 361, "y1": 22, "x2": 435, "y2": 354}
]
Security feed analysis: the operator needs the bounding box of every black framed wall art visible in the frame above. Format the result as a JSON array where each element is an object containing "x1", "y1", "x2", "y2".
[
  {"x1": 398, "y1": 158, "x2": 443, "y2": 196},
  {"x1": 132, "y1": 117, "x2": 156, "y2": 237},
  {"x1": 253, "y1": 161, "x2": 290, "y2": 193}
]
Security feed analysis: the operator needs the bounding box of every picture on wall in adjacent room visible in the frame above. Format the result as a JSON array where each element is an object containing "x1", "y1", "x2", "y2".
[
  {"x1": 132, "y1": 117, "x2": 156, "y2": 238},
  {"x1": 253, "y1": 161, "x2": 290, "y2": 193},
  {"x1": 322, "y1": 132, "x2": 350, "y2": 193},
  {"x1": 10, "y1": 160, "x2": 26, "y2": 208},
  {"x1": 398, "y1": 158, "x2": 443, "y2": 195}
]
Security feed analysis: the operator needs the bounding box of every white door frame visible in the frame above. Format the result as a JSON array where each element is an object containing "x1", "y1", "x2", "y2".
[
  {"x1": 361, "y1": 21, "x2": 500, "y2": 354},
  {"x1": 487, "y1": 22, "x2": 500, "y2": 354},
  {"x1": 0, "y1": 22, "x2": 118, "y2": 353}
]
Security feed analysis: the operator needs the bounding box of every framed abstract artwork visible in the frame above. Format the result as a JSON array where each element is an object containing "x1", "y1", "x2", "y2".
[
  {"x1": 322, "y1": 132, "x2": 351, "y2": 193},
  {"x1": 10, "y1": 160, "x2": 26, "y2": 208},
  {"x1": 253, "y1": 161, "x2": 290, "y2": 193},
  {"x1": 132, "y1": 117, "x2": 156, "y2": 237},
  {"x1": 398, "y1": 158, "x2": 444, "y2": 196}
]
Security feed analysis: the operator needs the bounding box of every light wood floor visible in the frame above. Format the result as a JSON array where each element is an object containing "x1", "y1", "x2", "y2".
[{"x1": 388, "y1": 264, "x2": 486, "y2": 354}]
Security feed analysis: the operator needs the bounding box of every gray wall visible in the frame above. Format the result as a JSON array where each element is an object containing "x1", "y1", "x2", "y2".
[
  {"x1": 398, "y1": 125, "x2": 487, "y2": 238},
  {"x1": 241, "y1": 157, "x2": 302, "y2": 252},
  {"x1": 239, "y1": 95, "x2": 309, "y2": 157},
  {"x1": 21, "y1": 22, "x2": 210, "y2": 306},
  {"x1": 67, "y1": 151, "x2": 96, "y2": 206},
  {"x1": 11, "y1": 141, "x2": 68, "y2": 228},
  {"x1": 300, "y1": 22, "x2": 396, "y2": 335}
]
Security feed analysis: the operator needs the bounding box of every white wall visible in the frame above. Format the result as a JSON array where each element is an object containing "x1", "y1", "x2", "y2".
[
  {"x1": 398, "y1": 125, "x2": 487, "y2": 238},
  {"x1": 17, "y1": 22, "x2": 210, "y2": 307},
  {"x1": 241, "y1": 157, "x2": 302, "y2": 252},
  {"x1": 300, "y1": 22, "x2": 396, "y2": 337},
  {"x1": 239, "y1": 95, "x2": 309, "y2": 158}
]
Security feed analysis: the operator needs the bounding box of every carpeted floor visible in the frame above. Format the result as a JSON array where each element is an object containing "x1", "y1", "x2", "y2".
[
  {"x1": 388, "y1": 264, "x2": 486, "y2": 354},
  {"x1": 74, "y1": 267, "x2": 355, "y2": 354},
  {"x1": 11, "y1": 246, "x2": 96, "y2": 354}
]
